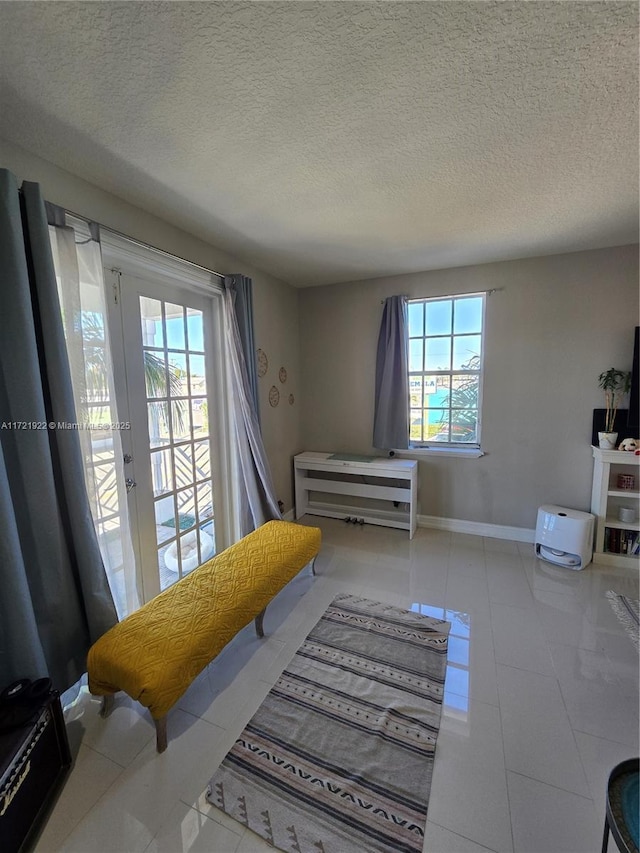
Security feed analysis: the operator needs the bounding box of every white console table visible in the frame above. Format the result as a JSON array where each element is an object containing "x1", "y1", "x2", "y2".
[{"x1": 294, "y1": 452, "x2": 418, "y2": 538}]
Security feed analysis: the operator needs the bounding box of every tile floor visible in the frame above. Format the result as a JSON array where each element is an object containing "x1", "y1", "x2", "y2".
[{"x1": 34, "y1": 518, "x2": 639, "y2": 853}]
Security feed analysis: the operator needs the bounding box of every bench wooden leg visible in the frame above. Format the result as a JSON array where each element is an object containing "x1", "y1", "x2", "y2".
[
  {"x1": 255, "y1": 607, "x2": 266, "y2": 638},
  {"x1": 99, "y1": 695, "x2": 115, "y2": 718},
  {"x1": 155, "y1": 716, "x2": 168, "y2": 753}
]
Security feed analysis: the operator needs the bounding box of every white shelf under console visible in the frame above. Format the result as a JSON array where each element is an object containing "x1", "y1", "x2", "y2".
[
  {"x1": 294, "y1": 452, "x2": 418, "y2": 538},
  {"x1": 590, "y1": 446, "x2": 640, "y2": 567}
]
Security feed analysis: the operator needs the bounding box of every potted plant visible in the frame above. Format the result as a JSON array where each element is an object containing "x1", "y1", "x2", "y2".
[{"x1": 597, "y1": 368, "x2": 632, "y2": 449}]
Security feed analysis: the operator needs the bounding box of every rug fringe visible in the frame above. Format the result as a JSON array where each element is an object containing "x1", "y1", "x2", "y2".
[{"x1": 606, "y1": 590, "x2": 640, "y2": 652}]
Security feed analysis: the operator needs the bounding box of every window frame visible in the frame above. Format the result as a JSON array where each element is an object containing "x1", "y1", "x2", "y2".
[
  {"x1": 407, "y1": 292, "x2": 486, "y2": 452},
  {"x1": 100, "y1": 233, "x2": 239, "y2": 601}
]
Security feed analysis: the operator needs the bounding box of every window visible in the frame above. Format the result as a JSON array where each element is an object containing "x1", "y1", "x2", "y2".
[{"x1": 408, "y1": 293, "x2": 485, "y2": 448}]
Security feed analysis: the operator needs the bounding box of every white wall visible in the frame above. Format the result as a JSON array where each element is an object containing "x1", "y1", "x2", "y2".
[
  {"x1": 299, "y1": 245, "x2": 639, "y2": 530},
  {"x1": 0, "y1": 139, "x2": 301, "y2": 512}
]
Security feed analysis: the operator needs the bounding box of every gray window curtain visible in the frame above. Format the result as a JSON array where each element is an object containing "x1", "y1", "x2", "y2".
[
  {"x1": 223, "y1": 275, "x2": 281, "y2": 535},
  {"x1": 0, "y1": 170, "x2": 117, "y2": 694},
  {"x1": 227, "y1": 273, "x2": 260, "y2": 425},
  {"x1": 373, "y1": 295, "x2": 409, "y2": 450}
]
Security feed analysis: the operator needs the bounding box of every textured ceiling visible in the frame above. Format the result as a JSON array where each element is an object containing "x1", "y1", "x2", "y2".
[{"x1": 0, "y1": 1, "x2": 637, "y2": 286}]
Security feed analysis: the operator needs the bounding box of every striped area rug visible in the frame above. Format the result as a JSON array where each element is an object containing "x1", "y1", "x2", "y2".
[
  {"x1": 206, "y1": 593, "x2": 450, "y2": 853},
  {"x1": 606, "y1": 590, "x2": 640, "y2": 651}
]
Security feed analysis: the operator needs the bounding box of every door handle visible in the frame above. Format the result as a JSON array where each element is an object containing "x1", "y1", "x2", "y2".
[{"x1": 125, "y1": 478, "x2": 137, "y2": 493}]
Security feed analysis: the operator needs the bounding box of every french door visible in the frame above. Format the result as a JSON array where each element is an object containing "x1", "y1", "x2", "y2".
[{"x1": 103, "y1": 247, "x2": 234, "y2": 604}]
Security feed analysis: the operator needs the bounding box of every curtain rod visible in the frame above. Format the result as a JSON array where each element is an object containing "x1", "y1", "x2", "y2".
[
  {"x1": 381, "y1": 288, "x2": 501, "y2": 304},
  {"x1": 62, "y1": 206, "x2": 227, "y2": 281}
]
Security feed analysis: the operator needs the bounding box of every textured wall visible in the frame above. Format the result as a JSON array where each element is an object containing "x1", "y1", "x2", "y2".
[
  {"x1": 299, "y1": 245, "x2": 639, "y2": 530},
  {"x1": 251, "y1": 276, "x2": 301, "y2": 512},
  {"x1": 0, "y1": 139, "x2": 301, "y2": 513}
]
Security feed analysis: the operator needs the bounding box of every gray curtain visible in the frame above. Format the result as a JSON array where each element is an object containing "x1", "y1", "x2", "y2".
[
  {"x1": 223, "y1": 275, "x2": 281, "y2": 535},
  {"x1": 373, "y1": 295, "x2": 409, "y2": 450},
  {"x1": 227, "y1": 273, "x2": 260, "y2": 425},
  {"x1": 0, "y1": 170, "x2": 117, "y2": 693}
]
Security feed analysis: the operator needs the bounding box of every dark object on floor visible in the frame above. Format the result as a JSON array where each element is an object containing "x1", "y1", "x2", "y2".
[
  {"x1": 0, "y1": 685, "x2": 72, "y2": 853},
  {"x1": 602, "y1": 758, "x2": 639, "y2": 853},
  {"x1": 0, "y1": 679, "x2": 54, "y2": 734}
]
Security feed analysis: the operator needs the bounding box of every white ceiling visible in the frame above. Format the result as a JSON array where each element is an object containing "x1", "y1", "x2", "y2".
[{"x1": 0, "y1": 1, "x2": 637, "y2": 287}]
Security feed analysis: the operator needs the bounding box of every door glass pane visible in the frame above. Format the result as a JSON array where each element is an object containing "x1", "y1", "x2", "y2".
[
  {"x1": 176, "y1": 488, "x2": 196, "y2": 528},
  {"x1": 192, "y1": 399, "x2": 208, "y2": 438},
  {"x1": 185, "y1": 529, "x2": 211, "y2": 576},
  {"x1": 193, "y1": 441, "x2": 211, "y2": 482},
  {"x1": 155, "y1": 494, "x2": 179, "y2": 591},
  {"x1": 163, "y1": 526, "x2": 214, "y2": 585},
  {"x1": 139, "y1": 294, "x2": 216, "y2": 595},
  {"x1": 186, "y1": 307, "x2": 204, "y2": 352},
  {"x1": 189, "y1": 354, "x2": 207, "y2": 396},
  {"x1": 87, "y1": 404, "x2": 111, "y2": 431},
  {"x1": 167, "y1": 352, "x2": 188, "y2": 396},
  {"x1": 154, "y1": 494, "x2": 175, "y2": 530},
  {"x1": 196, "y1": 482, "x2": 213, "y2": 523},
  {"x1": 165, "y1": 303, "x2": 185, "y2": 350},
  {"x1": 150, "y1": 448, "x2": 173, "y2": 496},
  {"x1": 84, "y1": 345, "x2": 109, "y2": 404},
  {"x1": 148, "y1": 402, "x2": 170, "y2": 447},
  {"x1": 144, "y1": 350, "x2": 167, "y2": 399},
  {"x1": 174, "y1": 443, "x2": 194, "y2": 489},
  {"x1": 172, "y1": 403, "x2": 191, "y2": 442},
  {"x1": 140, "y1": 297, "x2": 164, "y2": 347},
  {"x1": 92, "y1": 462, "x2": 118, "y2": 517},
  {"x1": 199, "y1": 520, "x2": 215, "y2": 561}
]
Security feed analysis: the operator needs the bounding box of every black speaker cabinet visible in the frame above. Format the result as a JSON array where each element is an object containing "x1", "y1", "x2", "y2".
[{"x1": 0, "y1": 692, "x2": 72, "y2": 853}]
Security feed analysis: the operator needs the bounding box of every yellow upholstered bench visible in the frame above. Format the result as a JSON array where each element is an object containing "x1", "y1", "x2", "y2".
[{"x1": 87, "y1": 520, "x2": 321, "y2": 752}]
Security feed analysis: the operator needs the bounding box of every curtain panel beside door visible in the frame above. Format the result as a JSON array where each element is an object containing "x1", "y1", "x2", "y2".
[
  {"x1": 0, "y1": 169, "x2": 117, "y2": 693},
  {"x1": 223, "y1": 276, "x2": 281, "y2": 535}
]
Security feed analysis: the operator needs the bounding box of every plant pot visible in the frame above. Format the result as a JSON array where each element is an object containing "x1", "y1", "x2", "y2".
[{"x1": 598, "y1": 431, "x2": 618, "y2": 450}]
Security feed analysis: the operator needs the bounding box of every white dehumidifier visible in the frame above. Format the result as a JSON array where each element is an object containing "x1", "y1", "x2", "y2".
[{"x1": 534, "y1": 505, "x2": 595, "y2": 570}]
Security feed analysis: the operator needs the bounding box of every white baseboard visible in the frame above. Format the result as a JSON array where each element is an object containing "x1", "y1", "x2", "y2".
[
  {"x1": 283, "y1": 508, "x2": 295, "y2": 522},
  {"x1": 418, "y1": 514, "x2": 535, "y2": 543}
]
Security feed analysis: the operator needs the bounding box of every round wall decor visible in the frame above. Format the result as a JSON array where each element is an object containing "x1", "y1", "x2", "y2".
[
  {"x1": 269, "y1": 385, "x2": 280, "y2": 407},
  {"x1": 279, "y1": 366, "x2": 287, "y2": 383},
  {"x1": 257, "y1": 348, "x2": 268, "y2": 378}
]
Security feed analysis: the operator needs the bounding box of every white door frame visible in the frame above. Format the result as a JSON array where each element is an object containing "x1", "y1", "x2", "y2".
[{"x1": 101, "y1": 234, "x2": 238, "y2": 602}]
